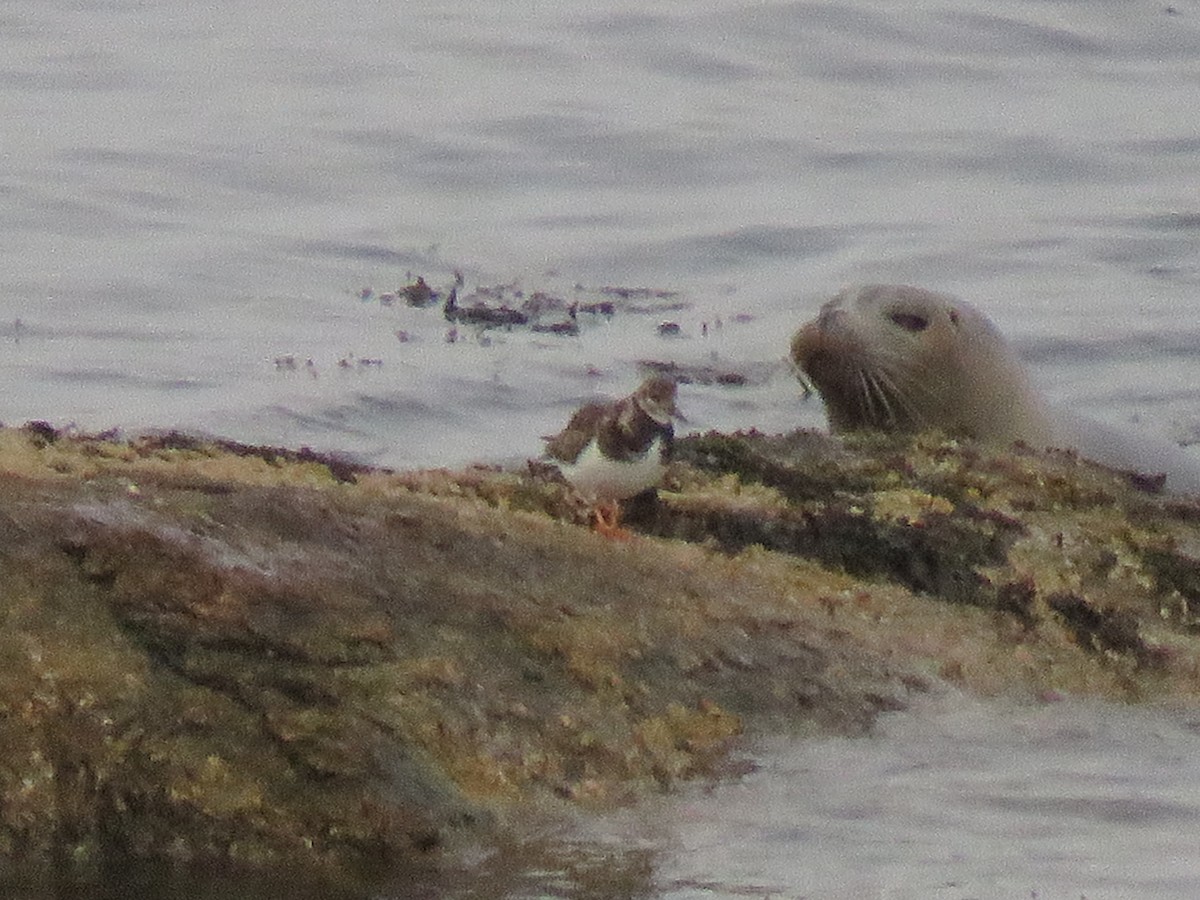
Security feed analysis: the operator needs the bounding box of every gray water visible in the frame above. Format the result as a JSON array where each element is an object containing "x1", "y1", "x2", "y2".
[
  {"x1": 5, "y1": 1, "x2": 1200, "y2": 896},
  {"x1": 423, "y1": 696, "x2": 1200, "y2": 900},
  {"x1": 4, "y1": 0, "x2": 1200, "y2": 468},
  {"x1": 653, "y1": 697, "x2": 1200, "y2": 899}
]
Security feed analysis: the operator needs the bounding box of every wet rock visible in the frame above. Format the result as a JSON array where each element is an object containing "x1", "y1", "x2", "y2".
[
  {"x1": 0, "y1": 426, "x2": 897, "y2": 892},
  {"x1": 5, "y1": 423, "x2": 1200, "y2": 893}
]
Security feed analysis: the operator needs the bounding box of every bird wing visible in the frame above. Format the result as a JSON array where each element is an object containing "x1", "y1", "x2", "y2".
[{"x1": 543, "y1": 402, "x2": 607, "y2": 463}]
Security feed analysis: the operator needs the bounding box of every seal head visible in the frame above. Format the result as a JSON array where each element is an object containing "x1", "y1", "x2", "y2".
[{"x1": 790, "y1": 284, "x2": 1056, "y2": 447}]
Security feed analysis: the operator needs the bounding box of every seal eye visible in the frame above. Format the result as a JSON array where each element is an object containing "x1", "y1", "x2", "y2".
[{"x1": 890, "y1": 312, "x2": 929, "y2": 332}]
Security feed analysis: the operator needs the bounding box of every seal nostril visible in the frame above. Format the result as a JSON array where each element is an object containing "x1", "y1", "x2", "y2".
[{"x1": 890, "y1": 312, "x2": 929, "y2": 332}]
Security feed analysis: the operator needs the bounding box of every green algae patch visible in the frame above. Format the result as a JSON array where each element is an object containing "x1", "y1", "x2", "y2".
[{"x1": 5, "y1": 423, "x2": 1200, "y2": 892}]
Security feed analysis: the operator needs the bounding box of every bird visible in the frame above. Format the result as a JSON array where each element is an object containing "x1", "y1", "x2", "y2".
[{"x1": 543, "y1": 375, "x2": 678, "y2": 537}]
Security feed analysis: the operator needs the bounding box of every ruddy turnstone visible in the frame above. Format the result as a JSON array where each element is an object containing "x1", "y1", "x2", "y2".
[{"x1": 544, "y1": 375, "x2": 678, "y2": 536}]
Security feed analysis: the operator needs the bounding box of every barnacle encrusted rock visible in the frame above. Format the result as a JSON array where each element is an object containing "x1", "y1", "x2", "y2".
[{"x1": 3, "y1": 422, "x2": 1200, "y2": 893}]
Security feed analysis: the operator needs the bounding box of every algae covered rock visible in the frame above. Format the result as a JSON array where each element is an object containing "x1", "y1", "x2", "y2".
[
  {"x1": 0, "y1": 425, "x2": 900, "y2": 892},
  {"x1": 660, "y1": 428, "x2": 1200, "y2": 693},
  {"x1": 3, "y1": 422, "x2": 1200, "y2": 893}
]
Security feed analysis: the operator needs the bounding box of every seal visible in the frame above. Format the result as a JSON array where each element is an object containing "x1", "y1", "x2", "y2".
[{"x1": 791, "y1": 284, "x2": 1200, "y2": 494}]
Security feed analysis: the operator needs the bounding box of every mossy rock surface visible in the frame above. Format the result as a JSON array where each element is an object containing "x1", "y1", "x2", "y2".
[{"x1": 3, "y1": 422, "x2": 1200, "y2": 893}]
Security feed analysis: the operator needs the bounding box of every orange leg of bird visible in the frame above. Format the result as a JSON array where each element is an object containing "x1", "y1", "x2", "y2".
[{"x1": 592, "y1": 501, "x2": 632, "y2": 540}]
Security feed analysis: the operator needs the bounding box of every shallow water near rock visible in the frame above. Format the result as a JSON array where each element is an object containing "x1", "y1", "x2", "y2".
[
  {"x1": 414, "y1": 696, "x2": 1200, "y2": 900},
  {"x1": 652, "y1": 697, "x2": 1200, "y2": 899},
  {"x1": 9, "y1": 697, "x2": 1199, "y2": 899}
]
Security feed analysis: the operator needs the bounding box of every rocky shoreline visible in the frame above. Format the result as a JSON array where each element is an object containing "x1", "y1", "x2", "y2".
[{"x1": 2, "y1": 422, "x2": 1200, "y2": 894}]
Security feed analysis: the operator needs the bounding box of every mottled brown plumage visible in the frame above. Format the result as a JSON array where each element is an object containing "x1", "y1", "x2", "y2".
[
  {"x1": 545, "y1": 377, "x2": 675, "y2": 464},
  {"x1": 543, "y1": 376, "x2": 678, "y2": 535}
]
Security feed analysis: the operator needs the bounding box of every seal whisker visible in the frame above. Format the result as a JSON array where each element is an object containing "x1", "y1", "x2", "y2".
[
  {"x1": 871, "y1": 349, "x2": 943, "y2": 422},
  {"x1": 857, "y1": 367, "x2": 883, "y2": 425},
  {"x1": 854, "y1": 368, "x2": 871, "y2": 423},
  {"x1": 854, "y1": 362, "x2": 908, "y2": 429},
  {"x1": 864, "y1": 369, "x2": 898, "y2": 427},
  {"x1": 871, "y1": 364, "x2": 929, "y2": 430}
]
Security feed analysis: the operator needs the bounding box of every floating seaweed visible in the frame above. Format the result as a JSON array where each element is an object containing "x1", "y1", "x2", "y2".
[
  {"x1": 401, "y1": 276, "x2": 439, "y2": 307},
  {"x1": 443, "y1": 287, "x2": 530, "y2": 328}
]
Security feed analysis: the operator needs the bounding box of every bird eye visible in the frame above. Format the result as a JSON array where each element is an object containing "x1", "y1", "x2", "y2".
[{"x1": 890, "y1": 312, "x2": 929, "y2": 332}]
